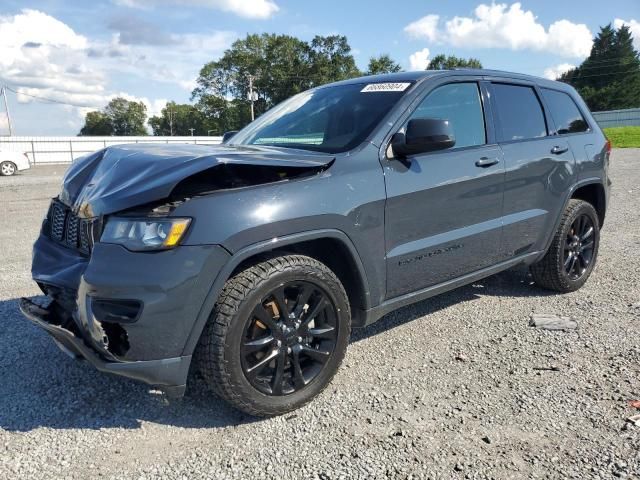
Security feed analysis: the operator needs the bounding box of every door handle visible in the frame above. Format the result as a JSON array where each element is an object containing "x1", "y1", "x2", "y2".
[
  {"x1": 551, "y1": 145, "x2": 569, "y2": 155},
  {"x1": 475, "y1": 157, "x2": 500, "y2": 168}
]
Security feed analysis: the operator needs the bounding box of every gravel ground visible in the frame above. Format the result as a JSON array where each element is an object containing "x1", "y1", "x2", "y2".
[{"x1": 0, "y1": 152, "x2": 639, "y2": 479}]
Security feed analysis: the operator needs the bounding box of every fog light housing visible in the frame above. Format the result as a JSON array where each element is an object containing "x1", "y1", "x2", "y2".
[{"x1": 92, "y1": 298, "x2": 142, "y2": 324}]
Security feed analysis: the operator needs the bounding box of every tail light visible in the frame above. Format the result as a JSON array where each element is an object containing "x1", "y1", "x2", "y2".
[{"x1": 605, "y1": 139, "x2": 611, "y2": 155}]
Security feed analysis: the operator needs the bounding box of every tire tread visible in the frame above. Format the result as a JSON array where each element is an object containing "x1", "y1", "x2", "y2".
[
  {"x1": 530, "y1": 199, "x2": 599, "y2": 292},
  {"x1": 194, "y1": 255, "x2": 350, "y2": 416}
]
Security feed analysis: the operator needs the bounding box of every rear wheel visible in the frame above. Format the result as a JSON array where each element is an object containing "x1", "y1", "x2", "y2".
[
  {"x1": 195, "y1": 255, "x2": 351, "y2": 416},
  {"x1": 530, "y1": 199, "x2": 600, "y2": 292},
  {"x1": 0, "y1": 161, "x2": 16, "y2": 176}
]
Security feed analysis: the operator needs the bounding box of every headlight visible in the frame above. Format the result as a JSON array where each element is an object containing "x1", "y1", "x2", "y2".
[{"x1": 101, "y1": 217, "x2": 191, "y2": 251}]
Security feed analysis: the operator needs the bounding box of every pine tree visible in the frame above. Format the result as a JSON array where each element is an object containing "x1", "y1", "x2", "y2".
[{"x1": 560, "y1": 24, "x2": 640, "y2": 111}]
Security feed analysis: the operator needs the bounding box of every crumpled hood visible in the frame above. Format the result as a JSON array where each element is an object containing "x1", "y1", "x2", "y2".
[{"x1": 59, "y1": 143, "x2": 333, "y2": 217}]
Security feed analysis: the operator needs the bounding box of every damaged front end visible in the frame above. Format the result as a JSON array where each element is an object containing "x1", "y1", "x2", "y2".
[
  {"x1": 21, "y1": 142, "x2": 333, "y2": 395},
  {"x1": 20, "y1": 297, "x2": 191, "y2": 397}
]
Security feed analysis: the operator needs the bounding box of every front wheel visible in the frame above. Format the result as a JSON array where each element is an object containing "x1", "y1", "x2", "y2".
[
  {"x1": 530, "y1": 199, "x2": 600, "y2": 292},
  {"x1": 0, "y1": 161, "x2": 16, "y2": 176},
  {"x1": 194, "y1": 255, "x2": 351, "y2": 416}
]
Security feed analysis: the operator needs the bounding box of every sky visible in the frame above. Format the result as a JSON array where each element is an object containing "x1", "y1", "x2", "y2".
[{"x1": 0, "y1": 0, "x2": 638, "y2": 136}]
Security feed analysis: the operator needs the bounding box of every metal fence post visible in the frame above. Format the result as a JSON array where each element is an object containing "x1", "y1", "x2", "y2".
[
  {"x1": 31, "y1": 140, "x2": 36, "y2": 165},
  {"x1": 69, "y1": 140, "x2": 74, "y2": 162}
]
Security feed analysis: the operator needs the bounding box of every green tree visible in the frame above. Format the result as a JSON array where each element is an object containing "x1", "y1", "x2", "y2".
[
  {"x1": 148, "y1": 102, "x2": 209, "y2": 136},
  {"x1": 192, "y1": 33, "x2": 361, "y2": 131},
  {"x1": 367, "y1": 54, "x2": 402, "y2": 75},
  {"x1": 195, "y1": 96, "x2": 252, "y2": 136},
  {"x1": 79, "y1": 97, "x2": 148, "y2": 136},
  {"x1": 79, "y1": 111, "x2": 112, "y2": 136},
  {"x1": 427, "y1": 54, "x2": 483, "y2": 70},
  {"x1": 307, "y1": 35, "x2": 361, "y2": 86},
  {"x1": 106, "y1": 98, "x2": 147, "y2": 136},
  {"x1": 560, "y1": 24, "x2": 640, "y2": 111}
]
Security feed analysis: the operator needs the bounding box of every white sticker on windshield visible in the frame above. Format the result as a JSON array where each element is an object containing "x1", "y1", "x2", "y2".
[{"x1": 361, "y1": 82, "x2": 411, "y2": 93}]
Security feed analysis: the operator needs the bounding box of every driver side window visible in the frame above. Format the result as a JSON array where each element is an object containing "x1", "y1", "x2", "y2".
[{"x1": 410, "y1": 82, "x2": 486, "y2": 149}]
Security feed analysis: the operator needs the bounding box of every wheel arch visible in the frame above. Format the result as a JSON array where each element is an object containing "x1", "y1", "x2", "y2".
[
  {"x1": 571, "y1": 181, "x2": 606, "y2": 227},
  {"x1": 182, "y1": 229, "x2": 371, "y2": 356},
  {"x1": 536, "y1": 178, "x2": 606, "y2": 263}
]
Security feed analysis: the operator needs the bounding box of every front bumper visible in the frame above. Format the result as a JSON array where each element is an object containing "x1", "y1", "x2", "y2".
[
  {"x1": 24, "y1": 233, "x2": 231, "y2": 394},
  {"x1": 19, "y1": 297, "x2": 190, "y2": 397}
]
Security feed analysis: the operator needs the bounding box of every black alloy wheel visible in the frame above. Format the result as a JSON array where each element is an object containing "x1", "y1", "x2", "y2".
[
  {"x1": 241, "y1": 281, "x2": 338, "y2": 396},
  {"x1": 564, "y1": 213, "x2": 595, "y2": 280},
  {"x1": 530, "y1": 199, "x2": 600, "y2": 293},
  {"x1": 194, "y1": 255, "x2": 351, "y2": 416}
]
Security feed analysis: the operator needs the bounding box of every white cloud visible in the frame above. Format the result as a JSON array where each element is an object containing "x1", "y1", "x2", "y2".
[
  {"x1": 404, "y1": 2, "x2": 593, "y2": 58},
  {"x1": 404, "y1": 14, "x2": 440, "y2": 42},
  {"x1": 0, "y1": 9, "x2": 106, "y2": 108},
  {"x1": 409, "y1": 48, "x2": 430, "y2": 71},
  {"x1": 114, "y1": 0, "x2": 279, "y2": 19},
  {"x1": 543, "y1": 63, "x2": 575, "y2": 80},
  {"x1": 0, "y1": 9, "x2": 237, "y2": 135},
  {"x1": 0, "y1": 9, "x2": 235, "y2": 112},
  {"x1": 614, "y1": 18, "x2": 640, "y2": 51},
  {"x1": 545, "y1": 20, "x2": 593, "y2": 58},
  {"x1": 0, "y1": 8, "x2": 87, "y2": 50},
  {"x1": 97, "y1": 30, "x2": 236, "y2": 91}
]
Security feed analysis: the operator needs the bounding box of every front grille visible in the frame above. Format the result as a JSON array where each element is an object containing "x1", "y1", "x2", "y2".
[
  {"x1": 45, "y1": 200, "x2": 95, "y2": 254},
  {"x1": 50, "y1": 203, "x2": 66, "y2": 241}
]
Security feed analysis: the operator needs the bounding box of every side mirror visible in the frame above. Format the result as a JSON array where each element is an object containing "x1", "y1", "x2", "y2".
[
  {"x1": 391, "y1": 118, "x2": 455, "y2": 158},
  {"x1": 222, "y1": 131, "x2": 238, "y2": 143}
]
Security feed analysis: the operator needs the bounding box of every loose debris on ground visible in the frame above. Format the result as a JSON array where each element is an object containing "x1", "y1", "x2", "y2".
[
  {"x1": 530, "y1": 313, "x2": 578, "y2": 331},
  {"x1": 0, "y1": 151, "x2": 639, "y2": 479}
]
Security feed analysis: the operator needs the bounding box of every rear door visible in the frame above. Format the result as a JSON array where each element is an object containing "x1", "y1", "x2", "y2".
[
  {"x1": 383, "y1": 78, "x2": 505, "y2": 299},
  {"x1": 488, "y1": 81, "x2": 575, "y2": 259}
]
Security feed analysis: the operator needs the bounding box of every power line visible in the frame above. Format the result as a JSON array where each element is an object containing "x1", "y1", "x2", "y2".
[
  {"x1": 3, "y1": 85, "x2": 98, "y2": 109},
  {"x1": 561, "y1": 67, "x2": 639, "y2": 81}
]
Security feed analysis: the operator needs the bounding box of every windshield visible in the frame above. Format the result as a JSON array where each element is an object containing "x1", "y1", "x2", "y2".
[{"x1": 229, "y1": 82, "x2": 413, "y2": 153}]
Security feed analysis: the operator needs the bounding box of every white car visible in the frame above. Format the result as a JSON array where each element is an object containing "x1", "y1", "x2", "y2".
[{"x1": 0, "y1": 150, "x2": 30, "y2": 176}]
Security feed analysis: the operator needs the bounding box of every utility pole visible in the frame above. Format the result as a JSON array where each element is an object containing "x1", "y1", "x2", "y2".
[
  {"x1": 248, "y1": 74, "x2": 255, "y2": 121},
  {"x1": 1, "y1": 86, "x2": 13, "y2": 136},
  {"x1": 168, "y1": 108, "x2": 174, "y2": 136}
]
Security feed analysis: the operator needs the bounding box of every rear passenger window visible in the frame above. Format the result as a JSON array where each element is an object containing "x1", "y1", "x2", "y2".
[
  {"x1": 492, "y1": 83, "x2": 547, "y2": 141},
  {"x1": 541, "y1": 88, "x2": 589, "y2": 134},
  {"x1": 410, "y1": 82, "x2": 486, "y2": 149}
]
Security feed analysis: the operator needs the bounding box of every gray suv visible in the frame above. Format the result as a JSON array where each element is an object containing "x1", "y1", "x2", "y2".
[{"x1": 20, "y1": 70, "x2": 611, "y2": 416}]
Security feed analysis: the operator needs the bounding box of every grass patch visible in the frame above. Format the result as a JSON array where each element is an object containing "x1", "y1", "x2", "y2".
[{"x1": 603, "y1": 126, "x2": 640, "y2": 148}]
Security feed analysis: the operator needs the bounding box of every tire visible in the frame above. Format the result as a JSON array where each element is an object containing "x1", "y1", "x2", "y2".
[
  {"x1": 194, "y1": 255, "x2": 351, "y2": 416},
  {"x1": 530, "y1": 199, "x2": 600, "y2": 293},
  {"x1": 0, "y1": 161, "x2": 17, "y2": 176}
]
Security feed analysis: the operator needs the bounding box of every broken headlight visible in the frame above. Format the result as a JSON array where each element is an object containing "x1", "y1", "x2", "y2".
[{"x1": 101, "y1": 217, "x2": 191, "y2": 251}]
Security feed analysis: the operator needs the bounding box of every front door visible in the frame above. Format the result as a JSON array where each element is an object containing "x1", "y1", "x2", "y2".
[{"x1": 383, "y1": 80, "x2": 505, "y2": 299}]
